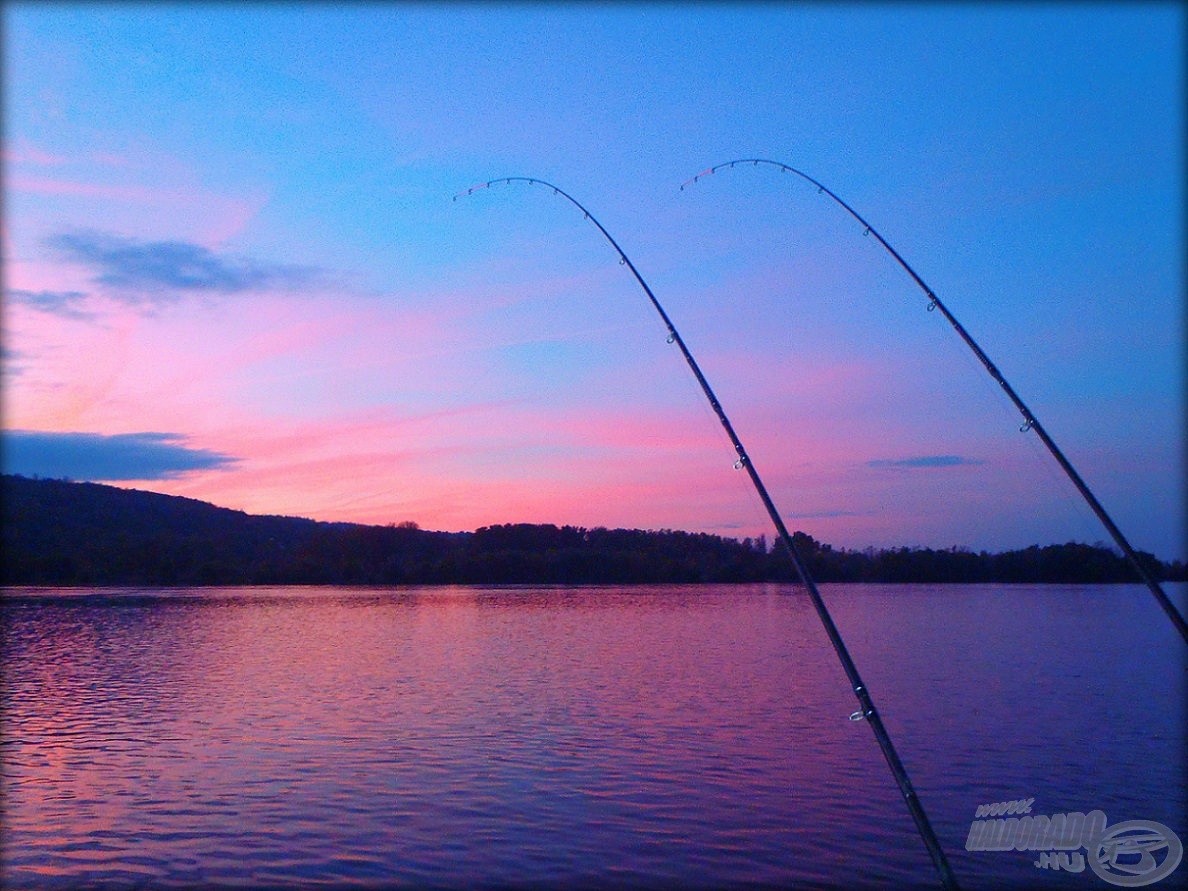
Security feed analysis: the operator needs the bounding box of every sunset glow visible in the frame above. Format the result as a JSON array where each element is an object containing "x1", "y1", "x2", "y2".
[{"x1": 3, "y1": 4, "x2": 1183, "y2": 559}]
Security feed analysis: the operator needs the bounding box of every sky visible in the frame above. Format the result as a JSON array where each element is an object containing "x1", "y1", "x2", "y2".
[{"x1": 2, "y1": 3, "x2": 1184, "y2": 560}]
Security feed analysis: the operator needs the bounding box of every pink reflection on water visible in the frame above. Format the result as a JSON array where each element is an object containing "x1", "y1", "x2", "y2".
[{"x1": 9, "y1": 584, "x2": 1178, "y2": 888}]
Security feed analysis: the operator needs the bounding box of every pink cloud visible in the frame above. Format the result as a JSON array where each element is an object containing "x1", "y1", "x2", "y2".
[
  {"x1": 6, "y1": 136, "x2": 274, "y2": 249},
  {"x1": 2, "y1": 145, "x2": 68, "y2": 166},
  {"x1": 11, "y1": 174, "x2": 269, "y2": 247},
  {"x1": 5, "y1": 233, "x2": 1114, "y2": 553},
  {"x1": 93, "y1": 387, "x2": 737, "y2": 533},
  {"x1": 9, "y1": 174, "x2": 158, "y2": 202},
  {"x1": 64, "y1": 375, "x2": 1100, "y2": 552}
]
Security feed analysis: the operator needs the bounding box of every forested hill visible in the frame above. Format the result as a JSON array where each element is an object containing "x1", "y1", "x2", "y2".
[{"x1": 2, "y1": 474, "x2": 1183, "y2": 586}]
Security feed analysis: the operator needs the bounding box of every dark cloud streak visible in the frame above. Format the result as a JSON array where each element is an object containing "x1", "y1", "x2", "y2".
[
  {"x1": 786, "y1": 510, "x2": 864, "y2": 518},
  {"x1": 45, "y1": 229, "x2": 317, "y2": 301},
  {"x1": 1, "y1": 430, "x2": 239, "y2": 481},
  {"x1": 866, "y1": 455, "x2": 984, "y2": 469},
  {"x1": 8, "y1": 288, "x2": 96, "y2": 319}
]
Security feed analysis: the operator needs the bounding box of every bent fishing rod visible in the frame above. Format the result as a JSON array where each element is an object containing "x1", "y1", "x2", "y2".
[
  {"x1": 682, "y1": 159, "x2": 1188, "y2": 645},
  {"x1": 456, "y1": 176, "x2": 961, "y2": 891}
]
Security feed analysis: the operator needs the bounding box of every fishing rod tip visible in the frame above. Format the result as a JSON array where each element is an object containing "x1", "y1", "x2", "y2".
[
  {"x1": 452, "y1": 181, "x2": 495, "y2": 201},
  {"x1": 678, "y1": 168, "x2": 718, "y2": 191}
]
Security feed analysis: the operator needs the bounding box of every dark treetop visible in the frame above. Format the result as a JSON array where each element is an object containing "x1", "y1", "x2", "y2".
[{"x1": 2, "y1": 475, "x2": 1181, "y2": 587}]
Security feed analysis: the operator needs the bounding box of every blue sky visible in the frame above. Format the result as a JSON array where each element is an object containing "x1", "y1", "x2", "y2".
[{"x1": 3, "y1": 3, "x2": 1184, "y2": 559}]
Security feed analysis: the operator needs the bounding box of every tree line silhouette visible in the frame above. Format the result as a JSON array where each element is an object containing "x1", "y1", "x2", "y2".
[{"x1": 3, "y1": 474, "x2": 1183, "y2": 587}]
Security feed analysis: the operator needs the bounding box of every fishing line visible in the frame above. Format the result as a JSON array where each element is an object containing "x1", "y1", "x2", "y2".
[
  {"x1": 456, "y1": 176, "x2": 961, "y2": 891},
  {"x1": 911, "y1": 281, "x2": 1099, "y2": 550},
  {"x1": 681, "y1": 159, "x2": 1188, "y2": 644},
  {"x1": 925, "y1": 303, "x2": 1110, "y2": 553}
]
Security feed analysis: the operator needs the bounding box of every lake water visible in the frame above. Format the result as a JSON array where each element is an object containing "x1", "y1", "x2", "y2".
[{"x1": 2, "y1": 583, "x2": 1185, "y2": 890}]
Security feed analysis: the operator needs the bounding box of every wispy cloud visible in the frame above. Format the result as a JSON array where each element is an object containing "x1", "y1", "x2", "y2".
[
  {"x1": 866, "y1": 455, "x2": 984, "y2": 469},
  {"x1": 2, "y1": 345, "x2": 28, "y2": 376},
  {"x1": 45, "y1": 230, "x2": 317, "y2": 302},
  {"x1": 7, "y1": 288, "x2": 96, "y2": 320},
  {"x1": 1, "y1": 430, "x2": 239, "y2": 481},
  {"x1": 786, "y1": 510, "x2": 864, "y2": 518},
  {"x1": 2, "y1": 145, "x2": 67, "y2": 165}
]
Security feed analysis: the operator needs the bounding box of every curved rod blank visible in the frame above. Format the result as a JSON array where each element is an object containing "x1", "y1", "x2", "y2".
[
  {"x1": 456, "y1": 176, "x2": 961, "y2": 891},
  {"x1": 682, "y1": 159, "x2": 1188, "y2": 645}
]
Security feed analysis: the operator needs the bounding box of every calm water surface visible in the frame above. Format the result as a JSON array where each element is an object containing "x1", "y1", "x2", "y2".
[{"x1": 3, "y1": 583, "x2": 1185, "y2": 890}]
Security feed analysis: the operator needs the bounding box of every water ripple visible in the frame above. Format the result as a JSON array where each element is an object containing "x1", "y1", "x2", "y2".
[{"x1": 3, "y1": 583, "x2": 1185, "y2": 890}]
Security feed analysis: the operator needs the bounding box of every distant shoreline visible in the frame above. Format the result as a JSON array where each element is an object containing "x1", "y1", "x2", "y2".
[{"x1": 4, "y1": 474, "x2": 1184, "y2": 587}]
